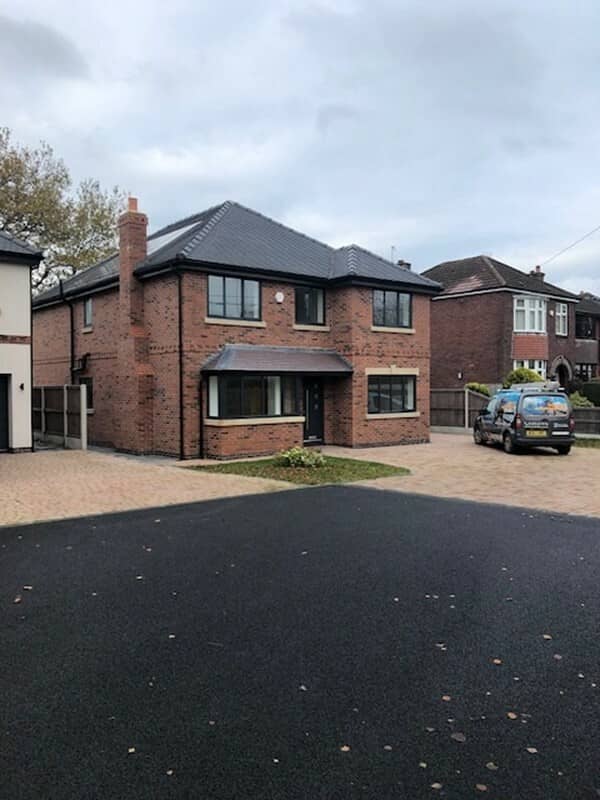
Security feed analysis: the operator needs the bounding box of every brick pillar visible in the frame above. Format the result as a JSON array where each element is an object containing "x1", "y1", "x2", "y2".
[{"x1": 113, "y1": 197, "x2": 154, "y2": 454}]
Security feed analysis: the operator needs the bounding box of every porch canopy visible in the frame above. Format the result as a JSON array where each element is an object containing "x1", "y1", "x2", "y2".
[{"x1": 201, "y1": 344, "x2": 353, "y2": 375}]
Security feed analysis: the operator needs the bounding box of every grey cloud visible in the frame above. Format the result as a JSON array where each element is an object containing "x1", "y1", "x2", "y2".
[{"x1": 0, "y1": 15, "x2": 87, "y2": 79}]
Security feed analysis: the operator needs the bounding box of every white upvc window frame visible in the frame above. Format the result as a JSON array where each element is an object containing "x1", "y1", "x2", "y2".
[
  {"x1": 513, "y1": 296, "x2": 546, "y2": 333},
  {"x1": 555, "y1": 302, "x2": 568, "y2": 336},
  {"x1": 513, "y1": 359, "x2": 547, "y2": 379}
]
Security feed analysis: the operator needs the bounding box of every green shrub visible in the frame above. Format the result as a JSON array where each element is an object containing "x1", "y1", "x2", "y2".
[
  {"x1": 570, "y1": 391, "x2": 594, "y2": 408},
  {"x1": 465, "y1": 382, "x2": 491, "y2": 397},
  {"x1": 275, "y1": 446, "x2": 325, "y2": 468},
  {"x1": 581, "y1": 382, "x2": 600, "y2": 406},
  {"x1": 502, "y1": 367, "x2": 543, "y2": 388}
]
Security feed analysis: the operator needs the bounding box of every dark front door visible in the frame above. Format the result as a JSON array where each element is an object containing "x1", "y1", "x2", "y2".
[
  {"x1": 304, "y1": 378, "x2": 324, "y2": 443},
  {"x1": 0, "y1": 375, "x2": 9, "y2": 452}
]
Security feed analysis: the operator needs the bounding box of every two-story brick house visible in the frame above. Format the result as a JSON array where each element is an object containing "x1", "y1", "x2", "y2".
[
  {"x1": 0, "y1": 231, "x2": 42, "y2": 452},
  {"x1": 33, "y1": 199, "x2": 440, "y2": 459},
  {"x1": 422, "y1": 255, "x2": 579, "y2": 389},
  {"x1": 575, "y1": 292, "x2": 600, "y2": 381}
]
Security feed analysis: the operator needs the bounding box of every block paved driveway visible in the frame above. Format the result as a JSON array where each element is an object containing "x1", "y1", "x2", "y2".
[
  {"x1": 0, "y1": 449, "x2": 288, "y2": 526},
  {"x1": 3, "y1": 487, "x2": 600, "y2": 799},
  {"x1": 325, "y1": 433, "x2": 600, "y2": 518}
]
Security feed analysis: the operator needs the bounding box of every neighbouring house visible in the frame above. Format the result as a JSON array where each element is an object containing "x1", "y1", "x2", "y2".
[
  {"x1": 575, "y1": 292, "x2": 600, "y2": 381},
  {"x1": 32, "y1": 199, "x2": 440, "y2": 459},
  {"x1": 422, "y1": 255, "x2": 579, "y2": 390},
  {"x1": 0, "y1": 231, "x2": 42, "y2": 452}
]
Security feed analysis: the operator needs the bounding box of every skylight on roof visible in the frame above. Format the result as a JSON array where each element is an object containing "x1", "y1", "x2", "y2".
[{"x1": 146, "y1": 220, "x2": 199, "y2": 256}]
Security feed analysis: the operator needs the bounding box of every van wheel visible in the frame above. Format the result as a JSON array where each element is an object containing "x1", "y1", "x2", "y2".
[
  {"x1": 503, "y1": 433, "x2": 518, "y2": 454},
  {"x1": 556, "y1": 445, "x2": 571, "y2": 455},
  {"x1": 473, "y1": 426, "x2": 485, "y2": 445}
]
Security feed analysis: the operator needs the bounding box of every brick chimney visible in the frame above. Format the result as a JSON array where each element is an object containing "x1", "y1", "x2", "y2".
[
  {"x1": 397, "y1": 259, "x2": 412, "y2": 271},
  {"x1": 530, "y1": 264, "x2": 545, "y2": 283},
  {"x1": 114, "y1": 197, "x2": 154, "y2": 454},
  {"x1": 118, "y1": 197, "x2": 148, "y2": 327}
]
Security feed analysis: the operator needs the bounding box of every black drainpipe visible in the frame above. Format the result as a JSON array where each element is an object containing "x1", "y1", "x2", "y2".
[
  {"x1": 176, "y1": 270, "x2": 185, "y2": 461},
  {"x1": 199, "y1": 374, "x2": 205, "y2": 459},
  {"x1": 59, "y1": 280, "x2": 75, "y2": 382}
]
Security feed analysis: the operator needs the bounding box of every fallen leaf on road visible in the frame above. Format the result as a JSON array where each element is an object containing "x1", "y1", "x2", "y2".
[
  {"x1": 383, "y1": 745, "x2": 393, "y2": 751},
  {"x1": 451, "y1": 732, "x2": 466, "y2": 743},
  {"x1": 23, "y1": 585, "x2": 33, "y2": 591},
  {"x1": 554, "y1": 654, "x2": 563, "y2": 661},
  {"x1": 543, "y1": 634, "x2": 552, "y2": 640},
  {"x1": 476, "y1": 784, "x2": 488, "y2": 792},
  {"x1": 128, "y1": 747, "x2": 136, "y2": 754},
  {"x1": 13, "y1": 595, "x2": 22, "y2": 604},
  {"x1": 340, "y1": 745, "x2": 351, "y2": 753},
  {"x1": 166, "y1": 769, "x2": 174, "y2": 776},
  {"x1": 442, "y1": 695, "x2": 451, "y2": 702},
  {"x1": 431, "y1": 783, "x2": 442, "y2": 790},
  {"x1": 507, "y1": 712, "x2": 518, "y2": 720},
  {"x1": 492, "y1": 658, "x2": 502, "y2": 665},
  {"x1": 526, "y1": 747, "x2": 538, "y2": 754},
  {"x1": 486, "y1": 762, "x2": 498, "y2": 771},
  {"x1": 419, "y1": 761, "x2": 427, "y2": 768}
]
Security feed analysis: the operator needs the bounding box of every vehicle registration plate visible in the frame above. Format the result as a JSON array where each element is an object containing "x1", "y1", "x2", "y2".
[{"x1": 526, "y1": 430, "x2": 546, "y2": 438}]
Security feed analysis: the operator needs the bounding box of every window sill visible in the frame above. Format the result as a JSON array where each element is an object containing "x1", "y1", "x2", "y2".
[
  {"x1": 82, "y1": 326, "x2": 93, "y2": 334},
  {"x1": 371, "y1": 326, "x2": 415, "y2": 334},
  {"x1": 86, "y1": 409, "x2": 95, "y2": 415},
  {"x1": 555, "y1": 333, "x2": 568, "y2": 338},
  {"x1": 365, "y1": 411, "x2": 420, "y2": 420},
  {"x1": 513, "y1": 330, "x2": 547, "y2": 335},
  {"x1": 293, "y1": 324, "x2": 331, "y2": 332},
  {"x1": 205, "y1": 416, "x2": 305, "y2": 427},
  {"x1": 204, "y1": 317, "x2": 266, "y2": 328}
]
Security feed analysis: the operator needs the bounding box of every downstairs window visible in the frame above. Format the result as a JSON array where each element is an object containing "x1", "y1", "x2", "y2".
[
  {"x1": 367, "y1": 375, "x2": 416, "y2": 414},
  {"x1": 208, "y1": 375, "x2": 302, "y2": 418}
]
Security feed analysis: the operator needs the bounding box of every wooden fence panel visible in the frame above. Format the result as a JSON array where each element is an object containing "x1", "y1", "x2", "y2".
[
  {"x1": 574, "y1": 408, "x2": 600, "y2": 435},
  {"x1": 431, "y1": 389, "x2": 489, "y2": 428}
]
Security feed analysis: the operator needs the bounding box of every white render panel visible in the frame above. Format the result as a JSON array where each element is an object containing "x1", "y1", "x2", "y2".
[
  {"x1": 0, "y1": 342, "x2": 32, "y2": 449},
  {"x1": 0, "y1": 261, "x2": 30, "y2": 336}
]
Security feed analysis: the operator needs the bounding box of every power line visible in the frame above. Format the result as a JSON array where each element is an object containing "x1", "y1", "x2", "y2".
[{"x1": 540, "y1": 222, "x2": 600, "y2": 267}]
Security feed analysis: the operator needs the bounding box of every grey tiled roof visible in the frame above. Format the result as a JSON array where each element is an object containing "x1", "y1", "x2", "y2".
[
  {"x1": 577, "y1": 293, "x2": 600, "y2": 316},
  {"x1": 423, "y1": 255, "x2": 577, "y2": 300},
  {"x1": 201, "y1": 344, "x2": 353, "y2": 374},
  {"x1": 0, "y1": 230, "x2": 42, "y2": 262},
  {"x1": 34, "y1": 201, "x2": 440, "y2": 306}
]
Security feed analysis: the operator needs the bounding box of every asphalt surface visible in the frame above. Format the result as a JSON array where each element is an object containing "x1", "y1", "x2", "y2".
[{"x1": 2, "y1": 487, "x2": 600, "y2": 800}]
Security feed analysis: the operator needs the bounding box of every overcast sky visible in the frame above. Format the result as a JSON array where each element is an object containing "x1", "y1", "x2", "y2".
[{"x1": 2, "y1": 0, "x2": 600, "y2": 292}]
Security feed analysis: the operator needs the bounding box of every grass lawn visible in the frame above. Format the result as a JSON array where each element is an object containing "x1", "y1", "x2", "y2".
[
  {"x1": 574, "y1": 438, "x2": 600, "y2": 448},
  {"x1": 191, "y1": 455, "x2": 410, "y2": 485}
]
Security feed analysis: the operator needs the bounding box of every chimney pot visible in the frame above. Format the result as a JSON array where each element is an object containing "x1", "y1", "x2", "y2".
[
  {"x1": 397, "y1": 259, "x2": 411, "y2": 271},
  {"x1": 128, "y1": 196, "x2": 138, "y2": 212},
  {"x1": 530, "y1": 265, "x2": 545, "y2": 282}
]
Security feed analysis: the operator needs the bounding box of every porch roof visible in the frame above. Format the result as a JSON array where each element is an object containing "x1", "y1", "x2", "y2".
[{"x1": 201, "y1": 344, "x2": 353, "y2": 375}]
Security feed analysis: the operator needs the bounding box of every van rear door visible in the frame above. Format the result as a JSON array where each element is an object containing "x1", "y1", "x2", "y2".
[{"x1": 520, "y1": 394, "x2": 570, "y2": 438}]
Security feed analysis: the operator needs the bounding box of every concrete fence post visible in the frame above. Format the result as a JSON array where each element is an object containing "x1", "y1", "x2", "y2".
[
  {"x1": 63, "y1": 385, "x2": 68, "y2": 448},
  {"x1": 464, "y1": 387, "x2": 469, "y2": 430},
  {"x1": 80, "y1": 384, "x2": 88, "y2": 450},
  {"x1": 41, "y1": 387, "x2": 46, "y2": 436}
]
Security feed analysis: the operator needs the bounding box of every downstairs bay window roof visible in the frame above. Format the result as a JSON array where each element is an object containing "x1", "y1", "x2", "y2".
[{"x1": 201, "y1": 344, "x2": 353, "y2": 375}]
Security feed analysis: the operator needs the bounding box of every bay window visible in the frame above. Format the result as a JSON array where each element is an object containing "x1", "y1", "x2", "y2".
[
  {"x1": 514, "y1": 296, "x2": 546, "y2": 333},
  {"x1": 576, "y1": 314, "x2": 595, "y2": 339},
  {"x1": 208, "y1": 375, "x2": 301, "y2": 418},
  {"x1": 512, "y1": 359, "x2": 547, "y2": 378}
]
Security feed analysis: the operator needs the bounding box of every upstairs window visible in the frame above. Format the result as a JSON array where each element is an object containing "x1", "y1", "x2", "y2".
[
  {"x1": 295, "y1": 286, "x2": 325, "y2": 325},
  {"x1": 555, "y1": 303, "x2": 568, "y2": 336},
  {"x1": 373, "y1": 290, "x2": 411, "y2": 328},
  {"x1": 576, "y1": 314, "x2": 595, "y2": 339},
  {"x1": 83, "y1": 298, "x2": 93, "y2": 328},
  {"x1": 208, "y1": 276, "x2": 260, "y2": 320},
  {"x1": 514, "y1": 296, "x2": 546, "y2": 333}
]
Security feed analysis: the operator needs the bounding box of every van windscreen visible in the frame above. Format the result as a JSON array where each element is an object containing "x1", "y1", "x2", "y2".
[{"x1": 521, "y1": 395, "x2": 569, "y2": 417}]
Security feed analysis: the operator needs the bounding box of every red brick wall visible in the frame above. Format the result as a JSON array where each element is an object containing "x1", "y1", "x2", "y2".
[
  {"x1": 430, "y1": 293, "x2": 512, "y2": 388},
  {"x1": 33, "y1": 292, "x2": 118, "y2": 447},
  {"x1": 34, "y1": 271, "x2": 434, "y2": 458}
]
